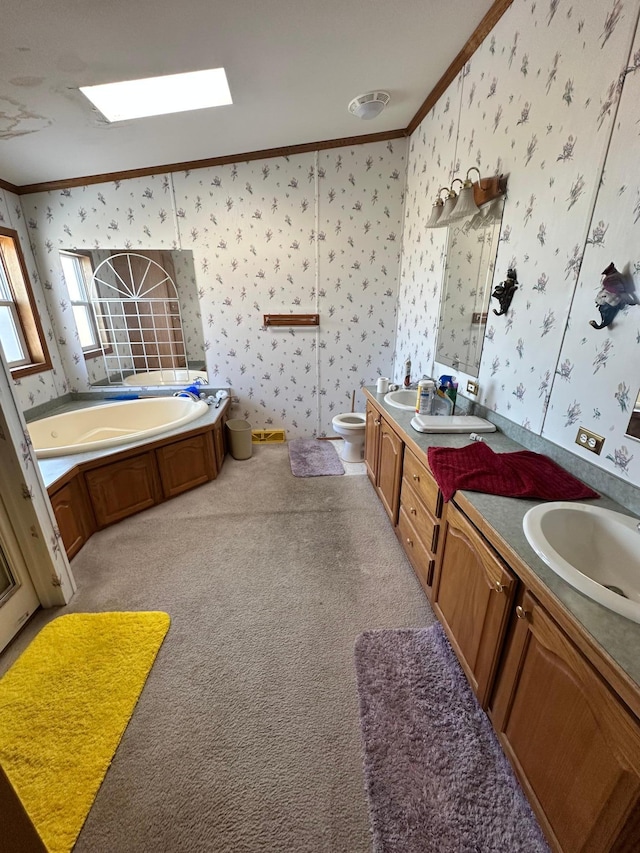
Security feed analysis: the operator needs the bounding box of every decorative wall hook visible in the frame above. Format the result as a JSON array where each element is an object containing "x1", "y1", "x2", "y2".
[
  {"x1": 491, "y1": 268, "x2": 518, "y2": 316},
  {"x1": 589, "y1": 262, "x2": 634, "y2": 330}
]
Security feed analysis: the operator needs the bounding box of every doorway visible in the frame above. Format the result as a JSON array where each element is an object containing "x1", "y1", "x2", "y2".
[{"x1": 0, "y1": 495, "x2": 40, "y2": 653}]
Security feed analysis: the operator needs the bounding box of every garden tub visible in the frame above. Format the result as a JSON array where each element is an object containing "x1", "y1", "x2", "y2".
[{"x1": 28, "y1": 397, "x2": 209, "y2": 458}]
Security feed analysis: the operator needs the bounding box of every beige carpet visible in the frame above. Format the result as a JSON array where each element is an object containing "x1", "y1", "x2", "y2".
[{"x1": 1, "y1": 444, "x2": 434, "y2": 853}]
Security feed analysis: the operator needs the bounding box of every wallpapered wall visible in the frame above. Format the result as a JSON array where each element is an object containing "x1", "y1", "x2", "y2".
[
  {"x1": 0, "y1": 189, "x2": 67, "y2": 407},
  {"x1": 18, "y1": 141, "x2": 406, "y2": 436},
  {"x1": 396, "y1": 0, "x2": 640, "y2": 486},
  {"x1": 6, "y1": 0, "x2": 640, "y2": 484}
]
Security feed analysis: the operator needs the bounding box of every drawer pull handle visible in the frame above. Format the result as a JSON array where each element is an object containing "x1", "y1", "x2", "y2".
[
  {"x1": 493, "y1": 580, "x2": 505, "y2": 593},
  {"x1": 515, "y1": 605, "x2": 529, "y2": 620},
  {"x1": 374, "y1": 419, "x2": 381, "y2": 426},
  {"x1": 410, "y1": 507, "x2": 417, "y2": 515},
  {"x1": 406, "y1": 538, "x2": 413, "y2": 547},
  {"x1": 413, "y1": 473, "x2": 420, "y2": 482}
]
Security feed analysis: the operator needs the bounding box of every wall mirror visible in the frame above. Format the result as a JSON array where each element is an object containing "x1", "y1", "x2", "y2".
[
  {"x1": 59, "y1": 248, "x2": 205, "y2": 386},
  {"x1": 625, "y1": 388, "x2": 640, "y2": 441},
  {"x1": 434, "y1": 198, "x2": 505, "y2": 378}
]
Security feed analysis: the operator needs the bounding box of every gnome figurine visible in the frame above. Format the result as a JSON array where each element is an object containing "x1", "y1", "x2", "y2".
[{"x1": 589, "y1": 262, "x2": 634, "y2": 330}]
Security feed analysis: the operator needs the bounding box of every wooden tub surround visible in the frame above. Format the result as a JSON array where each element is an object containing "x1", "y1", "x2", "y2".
[
  {"x1": 364, "y1": 387, "x2": 640, "y2": 853},
  {"x1": 44, "y1": 399, "x2": 229, "y2": 559}
]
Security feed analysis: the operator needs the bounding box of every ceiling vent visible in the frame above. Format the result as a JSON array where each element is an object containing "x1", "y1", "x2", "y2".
[{"x1": 348, "y1": 91, "x2": 390, "y2": 120}]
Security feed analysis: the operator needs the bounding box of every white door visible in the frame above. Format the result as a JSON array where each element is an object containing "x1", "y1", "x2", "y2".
[{"x1": 0, "y1": 496, "x2": 40, "y2": 653}]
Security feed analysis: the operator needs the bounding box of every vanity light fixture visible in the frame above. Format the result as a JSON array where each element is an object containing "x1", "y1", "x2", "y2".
[
  {"x1": 424, "y1": 187, "x2": 450, "y2": 228},
  {"x1": 448, "y1": 167, "x2": 484, "y2": 221},
  {"x1": 436, "y1": 179, "x2": 464, "y2": 228},
  {"x1": 426, "y1": 169, "x2": 506, "y2": 228},
  {"x1": 468, "y1": 195, "x2": 504, "y2": 230},
  {"x1": 80, "y1": 68, "x2": 233, "y2": 122}
]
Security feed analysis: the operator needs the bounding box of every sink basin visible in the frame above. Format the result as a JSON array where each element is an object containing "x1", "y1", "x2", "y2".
[
  {"x1": 523, "y1": 502, "x2": 640, "y2": 623},
  {"x1": 384, "y1": 389, "x2": 418, "y2": 410}
]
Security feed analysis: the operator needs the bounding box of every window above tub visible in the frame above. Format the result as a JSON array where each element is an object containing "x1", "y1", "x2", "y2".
[{"x1": 0, "y1": 227, "x2": 52, "y2": 379}]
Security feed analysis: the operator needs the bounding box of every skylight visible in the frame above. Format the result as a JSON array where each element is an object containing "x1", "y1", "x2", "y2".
[{"x1": 80, "y1": 68, "x2": 232, "y2": 123}]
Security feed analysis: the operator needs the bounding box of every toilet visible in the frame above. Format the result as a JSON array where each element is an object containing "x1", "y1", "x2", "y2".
[{"x1": 331, "y1": 412, "x2": 366, "y2": 462}]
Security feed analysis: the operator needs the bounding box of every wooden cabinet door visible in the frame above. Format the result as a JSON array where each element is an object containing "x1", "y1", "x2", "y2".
[
  {"x1": 376, "y1": 418, "x2": 403, "y2": 524},
  {"x1": 213, "y1": 419, "x2": 225, "y2": 471},
  {"x1": 156, "y1": 434, "x2": 216, "y2": 499},
  {"x1": 491, "y1": 592, "x2": 640, "y2": 853},
  {"x1": 432, "y1": 501, "x2": 516, "y2": 707},
  {"x1": 213, "y1": 407, "x2": 229, "y2": 471},
  {"x1": 84, "y1": 452, "x2": 162, "y2": 528},
  {"x1": 364, "y1": 402, "x2": 381, "y2": 485},
  {"x1": 49, "y1": 475, "x2": 95, "y2": 559}
]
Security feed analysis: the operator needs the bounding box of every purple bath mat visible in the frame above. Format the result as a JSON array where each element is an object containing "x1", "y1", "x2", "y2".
[
  {"x1": 354, "y1": 623, "x2": 550, "y2": 853},
  {"x1": 288, "y1": 438, "x2": 345, "y2": 477}
]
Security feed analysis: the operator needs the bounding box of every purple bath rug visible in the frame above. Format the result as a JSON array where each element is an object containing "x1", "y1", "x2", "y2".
[
  {"x1": 288, "y1": 438, "x2": 345, "y2": 477},
  {"x1": 354, "y1": 623, "x2": 550, "y2": 853}
]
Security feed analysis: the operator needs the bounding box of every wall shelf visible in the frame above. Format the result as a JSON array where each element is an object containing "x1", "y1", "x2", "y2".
[{"x1": 263, "y1": 313, "x2": 319, "y2": 327}]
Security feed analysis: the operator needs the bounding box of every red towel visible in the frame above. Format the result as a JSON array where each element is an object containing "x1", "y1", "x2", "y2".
[{"x1": 426, "y1": 442, "x2": 600, "y2": 503}]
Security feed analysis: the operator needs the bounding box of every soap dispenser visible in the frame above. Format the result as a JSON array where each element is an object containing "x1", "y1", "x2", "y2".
[{"x1": 403, "y1": 358, "x2": 412, "y2": 388}]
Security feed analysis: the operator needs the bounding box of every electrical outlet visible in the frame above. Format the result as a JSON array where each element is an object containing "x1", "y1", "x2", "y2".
[
  {"x1": 575, "y1": 427, "x2": 605, "y2": 455},
  {"x1": 466, "y1": 380, "x2": 479, "y2": 395}
]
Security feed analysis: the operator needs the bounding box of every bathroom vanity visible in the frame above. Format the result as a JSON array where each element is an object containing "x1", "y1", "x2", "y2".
[
  {"x1": 364, "y1": 388, "x2": 640, "y2": 853},
  {"x1": 40, "y1": 399, "x2": 229, "y2": 559}
]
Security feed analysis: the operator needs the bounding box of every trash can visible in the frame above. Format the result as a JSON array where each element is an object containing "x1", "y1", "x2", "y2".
[{"x1": 226, "y1": 419, "x2": 253, "y2": 460}]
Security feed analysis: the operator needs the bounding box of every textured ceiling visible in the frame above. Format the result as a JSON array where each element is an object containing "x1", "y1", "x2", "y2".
[{"x1": 0, "y1": 0, "x2": 496, "y2": 185}]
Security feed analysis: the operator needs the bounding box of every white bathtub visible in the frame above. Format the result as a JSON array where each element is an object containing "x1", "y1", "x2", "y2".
[
  {"x1": 123, "y1": 369, "x2": 208, "y2": 386},
  {"x1": 29, "y1": 397, "x2": 209, "y2": 459}
]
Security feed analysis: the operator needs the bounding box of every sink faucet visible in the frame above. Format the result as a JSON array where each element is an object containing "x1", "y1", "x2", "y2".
[
  {"x1": 173, "y1": 390, "x2": 200, "y2": 401},
  {"x1": 408, "y1": 375, "x2": 431, "y2": 389}
]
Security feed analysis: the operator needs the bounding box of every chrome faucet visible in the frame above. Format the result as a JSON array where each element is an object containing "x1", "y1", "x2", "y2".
[
  {"x1": 173, "y1": 390, "x2": 200, "y2": 401},
  {"x1": 408, "y1": 375, "x2": 431, "y2": 390}
]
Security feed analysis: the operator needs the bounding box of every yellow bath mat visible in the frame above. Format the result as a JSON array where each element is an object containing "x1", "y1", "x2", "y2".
[{"x1": 0, "y1": 611, "x2": 170, "y2": 853}]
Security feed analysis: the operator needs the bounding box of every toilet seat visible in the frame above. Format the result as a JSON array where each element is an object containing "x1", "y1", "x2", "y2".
[
  {"x1": 332, "y1": 413, "x2": 366, "y2": 429},
  {"x1": 331, "y1": 412, "x2": 366, "y2": 463}
]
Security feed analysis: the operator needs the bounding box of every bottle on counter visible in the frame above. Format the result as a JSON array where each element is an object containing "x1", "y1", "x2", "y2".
[
  {"x1": 403, "y1": 358, "x2": 412, "y2": 388},
  {"x1": 416, "y1": 379, "x2": 435, "y2": 415}
]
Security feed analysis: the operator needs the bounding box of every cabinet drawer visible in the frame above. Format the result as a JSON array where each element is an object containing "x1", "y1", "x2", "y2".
[
  {"x1": 397, "y1": 505, "x2": 435, "y2": 592},
  {"x1": 400, "y1": 478, "x2": 439, "y2": 553},
  {"x1": 402, "y1": 448, "x2": 442, "y2": 519}
]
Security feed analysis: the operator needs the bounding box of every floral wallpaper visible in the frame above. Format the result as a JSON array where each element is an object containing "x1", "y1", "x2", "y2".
[
  {"x1": 21, "y1": 141, "x2": 406, "y2": 437},
  {"x1": 395, "y1": 74, "x2": 462, "y2": 384},
  {"x1": 397, "y1": 0, "x2": 640, "y2": 486},
  {"x1": 0, "y1": 189, "x2": 66, "y2": 411},
  {"x1": 8, "y1": 0, "x2": 640, "y2": 482},
  {"x1": 543, "y1": 15, "x2": 640, "y2": 483},
  {"x1": 21, "y1": 174, "x2": 179, "y2": 391}
]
